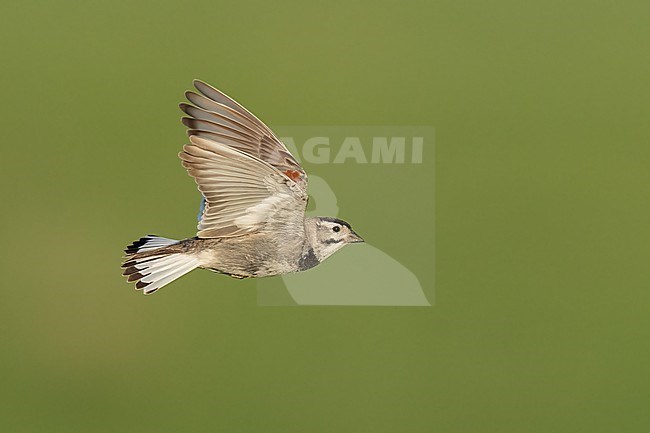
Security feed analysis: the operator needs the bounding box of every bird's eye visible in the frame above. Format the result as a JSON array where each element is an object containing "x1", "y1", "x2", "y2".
[{"x1": 332, "y1": 226, "x2": 341, "y2": 233}]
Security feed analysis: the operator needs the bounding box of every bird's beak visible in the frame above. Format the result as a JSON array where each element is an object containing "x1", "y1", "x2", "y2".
[{"x1": 347, "y1": 230, "x2": 364, "y2": 243}]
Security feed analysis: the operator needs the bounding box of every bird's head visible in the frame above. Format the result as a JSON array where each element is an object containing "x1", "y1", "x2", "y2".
[{"x1": 304, "y1": 216, "x2": 364, "y2": 263}]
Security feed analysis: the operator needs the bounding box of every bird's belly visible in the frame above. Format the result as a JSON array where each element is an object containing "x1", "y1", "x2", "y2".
[{"x1": 199, "y1": 235, "x2": 301, "y2": 278}]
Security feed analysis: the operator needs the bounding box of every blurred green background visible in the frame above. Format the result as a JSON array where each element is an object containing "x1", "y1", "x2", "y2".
[{"x1": 1, "y1": 1, "x2": 649, "y2": 432}]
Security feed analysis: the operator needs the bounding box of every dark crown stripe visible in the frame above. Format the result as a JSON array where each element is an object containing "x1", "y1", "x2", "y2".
[{"x1": 319, "y1": 217, "x2": 351, "y2": 229}]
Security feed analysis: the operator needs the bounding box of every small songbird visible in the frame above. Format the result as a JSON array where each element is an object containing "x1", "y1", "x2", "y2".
[{"x1": 121, "y1": 80, "x2": 363, "y2": 294}]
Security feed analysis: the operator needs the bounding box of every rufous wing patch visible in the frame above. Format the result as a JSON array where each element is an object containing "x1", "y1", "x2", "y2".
[{"x1": 283, "y1": 169, "x2": 302, "y2": 182}]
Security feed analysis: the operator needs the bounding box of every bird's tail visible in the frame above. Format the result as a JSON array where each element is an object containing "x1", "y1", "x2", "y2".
[{"x1": 121, "y1": 235, "x2": 200, "y2": 294}]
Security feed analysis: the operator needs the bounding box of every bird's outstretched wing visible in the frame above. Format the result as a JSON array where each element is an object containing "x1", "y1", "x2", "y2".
[
  {"x1": 180, "y1": 80, "x2": 307, "y2": 192},
  {"x1": 179, "y1": 136, "x2": 307, "y2": 238}
]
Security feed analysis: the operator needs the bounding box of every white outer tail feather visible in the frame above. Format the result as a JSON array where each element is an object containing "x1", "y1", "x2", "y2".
[
  {"x1": 136, "y1": 254, "x2": 199, "y2": 294},
  {"x1": 122, "y1": 236, "x2": 200, "y2": 294}
]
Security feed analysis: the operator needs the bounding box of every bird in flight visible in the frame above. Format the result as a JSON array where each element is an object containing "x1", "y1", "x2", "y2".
[{"x1": 121, "y1": 80, "x2": 363, "y2": 294}]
